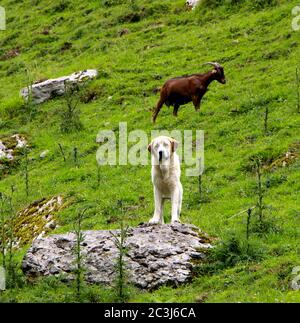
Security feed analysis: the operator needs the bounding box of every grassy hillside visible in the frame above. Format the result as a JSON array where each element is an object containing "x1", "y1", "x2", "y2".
[{"x1": 0, "y1": 0, "x2": 299, "y2": 302}]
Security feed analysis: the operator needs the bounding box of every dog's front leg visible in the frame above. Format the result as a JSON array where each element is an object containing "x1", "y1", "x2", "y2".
[
  {"x1": 171, "y1": 187, "x2": 181, "y2": 224},
  {"x1": 149, "y1": 187, "x2": 164, "y2": 224}
]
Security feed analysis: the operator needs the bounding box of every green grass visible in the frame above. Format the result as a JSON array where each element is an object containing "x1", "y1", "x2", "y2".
[{"x1": 0, "y1": 0, "x2": 300, "y2": 303}]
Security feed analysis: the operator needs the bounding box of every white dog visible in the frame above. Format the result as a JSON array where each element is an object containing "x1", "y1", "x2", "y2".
[{"x1": 148, "y1": 136, "x2": 183, "y2": 224}]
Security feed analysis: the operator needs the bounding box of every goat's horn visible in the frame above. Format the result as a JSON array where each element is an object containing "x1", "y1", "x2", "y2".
[{"x1": 203, "y1": 62, "x2": 221, "y2": 69}]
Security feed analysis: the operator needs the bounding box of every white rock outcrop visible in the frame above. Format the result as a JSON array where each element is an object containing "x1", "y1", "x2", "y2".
[
  {"x1": 20, "y1": 69, "x2": 98, "y2": 104},
  {"x1": 0, "y1": 134, "x2": 26, "y2": 161}
]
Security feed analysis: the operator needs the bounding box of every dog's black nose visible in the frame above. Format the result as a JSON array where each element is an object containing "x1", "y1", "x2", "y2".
[{"x1": 159, "y1": 151, "x2": 163, "y2": 161}]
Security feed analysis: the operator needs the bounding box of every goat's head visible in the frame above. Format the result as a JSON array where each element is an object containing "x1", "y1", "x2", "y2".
[{"x1": 204, "y1": 62, "x2": 226, "y2": 84}]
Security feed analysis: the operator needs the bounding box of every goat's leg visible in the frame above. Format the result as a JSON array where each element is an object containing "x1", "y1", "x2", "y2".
[
  {"x1": 152, "y1": 97, "x2": 164, "y2": 123},
  {"x1": 192, "y1": 96, "x2": 201, "y2": 111},
  {"x1": 173, "y1": 104, "x2": 179, "y2": 117}
]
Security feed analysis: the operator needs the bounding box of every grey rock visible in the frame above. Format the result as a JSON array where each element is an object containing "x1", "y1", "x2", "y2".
[
  {"x1": 39, "y1": 150, "x2": 49, "y2": 159},
  {"x1": 44, "y1": 220, "x2": 57, "y2": 230},
  {"x1": 186, "y1": 0, "x2": 200, "y2": 10},
  {"x1": 20, "y1": 69, "x2": 98, "y2": 104},
  {"x1": 22, "y1": 223, "x2": 212, "y2": 289},
  {"x1": 0, "y1": 134, "x2": 27, "y2": 161}
]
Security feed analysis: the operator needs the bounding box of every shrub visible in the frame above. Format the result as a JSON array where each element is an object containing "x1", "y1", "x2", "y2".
[
  {"x1": 59, "y1": 81, "x2": 83, "y2": 133},
  {"x1": 250, "y1": 0, "x2": 278, "y2": 10},
  {"x1": 111, "y1": 223, "x2": 130, "y2": 303},
  {"x1": 250, "y1": 216, "x2": 281, "y2": 235},
  {"x1": 193, "y1": 235, "x2": 265, "y2": 276},
  {"x1": 51, "y1": 0, "x2": 70, "y2": 13},
  {"x1": 72, "y1": 209, "x2": 86, "y2": 302},
  {"x1": 211, "y1": 236, "x2": 263, "y2": 267},
  {"x1": 117, "y1": 2, "x2": 170, "y2": 24},
  {"x1": 241, "y1": 149, "x2": 281, "y2": 173},
  {"x1": 80, "y1": 86, "x2": 102, "y2": 103},
  {"x1": 101, "y1": 0, "x2": 126, "y2": 8},
  {"x1": 199, "y1": 0, "x2": 277, "y2": 10}
]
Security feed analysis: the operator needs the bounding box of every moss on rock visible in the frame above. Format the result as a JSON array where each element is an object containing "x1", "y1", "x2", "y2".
[{"x1": 13, "y1": 195, "x2": 64, "y2": 247}]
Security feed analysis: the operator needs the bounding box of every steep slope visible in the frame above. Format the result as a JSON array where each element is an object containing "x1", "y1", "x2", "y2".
[{"x1": 0, "y1": 0, "x2": 299, "y2": 302}]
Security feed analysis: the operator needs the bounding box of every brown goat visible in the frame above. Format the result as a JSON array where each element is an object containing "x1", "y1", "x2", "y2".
[{"x1": 152, "y1": 62, "x2": 226, "y2": 123}]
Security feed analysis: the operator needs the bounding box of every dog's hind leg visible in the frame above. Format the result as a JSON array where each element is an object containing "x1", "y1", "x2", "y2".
[{"x1": 149, "y1": 187, "x2": 164, "y2": 224}]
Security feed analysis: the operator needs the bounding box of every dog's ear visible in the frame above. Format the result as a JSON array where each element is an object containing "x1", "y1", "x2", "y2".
[
  {"x1": 148, "y1": 143, "x2": 152, "y2": 153},
  {"x1": 170, "y1": 139, "x2": 178, "y2": 152}
]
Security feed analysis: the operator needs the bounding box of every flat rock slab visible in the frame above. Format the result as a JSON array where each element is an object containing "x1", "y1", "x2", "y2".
[
  {"x1": 20, "y1": 69, "x2": 98, "y2": 104},
  {"x1": 22, "y1": 223, "x2": 212, "y2": 289}
]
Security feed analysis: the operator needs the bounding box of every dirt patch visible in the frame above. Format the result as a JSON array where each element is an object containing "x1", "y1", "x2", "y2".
[{"x1": 0, "y1": 48, "x2": 21, "y2": 61}]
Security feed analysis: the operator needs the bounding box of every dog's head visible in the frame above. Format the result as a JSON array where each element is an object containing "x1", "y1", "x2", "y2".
[{"x1": 148, "y1": 136, "x2": 178, "y2": 164}]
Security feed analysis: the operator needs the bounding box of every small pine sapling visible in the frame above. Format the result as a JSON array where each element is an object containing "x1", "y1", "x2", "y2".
[{"x1": 72, "y1": 208, "x2": 86, "y2": 302}]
